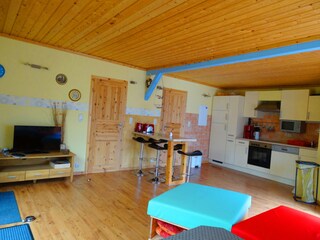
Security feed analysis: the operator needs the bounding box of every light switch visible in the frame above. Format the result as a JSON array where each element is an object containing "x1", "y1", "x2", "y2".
[
  {"x1": 129, "y1": 117, "x2": 133, "y2": 125},
  {"x1": 154, "y1": 119, "x2": 157, "y2": 125},
  {"x1": 78, "y1": 113, "x2": 83, "y2": 122}
]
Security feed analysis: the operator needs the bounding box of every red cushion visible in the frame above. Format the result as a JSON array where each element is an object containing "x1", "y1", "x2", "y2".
[{"x1": 231, "y1": 206, "x2": 320, "y2": 240}]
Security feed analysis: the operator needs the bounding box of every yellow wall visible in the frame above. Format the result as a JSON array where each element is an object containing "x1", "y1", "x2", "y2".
[{"x1": 0, "y1": 36, "x2": 216, "y2": 172}]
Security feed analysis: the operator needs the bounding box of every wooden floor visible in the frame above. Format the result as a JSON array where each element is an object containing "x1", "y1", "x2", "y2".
[{"x1": 1, "y1": 163, "x2": 319, "y2": 239}]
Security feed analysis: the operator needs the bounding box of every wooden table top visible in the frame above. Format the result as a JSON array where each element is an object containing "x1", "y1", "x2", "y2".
[{"x1": 133, "y1": 131, "x2": 197, "y2": 142}]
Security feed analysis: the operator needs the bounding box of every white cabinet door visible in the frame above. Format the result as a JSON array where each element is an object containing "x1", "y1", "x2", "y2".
[
  {"x1": 225, "y1": 138, "x2": 235, "y2": 164},
  {"x1": 307, "y1": 96, "x2": 320, "y2": 122},
  {"x1": 244, "y1": 91, "x2": 260, "y2": 118},
  {"x1": 270, "y1": 151, "x2": 297, "y2": 180},
  {"x1": 209, "y1": 122, "x2": 227, "y2": 162},
  {"x1": 212, "y1": 110, "x2": 228, "y2": 123},
  {"x1": 213, "y1": 96, "x2": 229, "y2": 111},
  {"x1": 227, "y1": 96, "x2": 246, "y2": 138},
  {"x1": 280, "y1": 90, "x2": 309, "y2": 120},
  {"x1": 234, "y1": 140, "x2": 249, "y2": 167}
]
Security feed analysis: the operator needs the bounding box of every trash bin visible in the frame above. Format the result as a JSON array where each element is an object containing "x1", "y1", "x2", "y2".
[{"x1": 294, "y1": 160, "x2": 319, "y2": 204}]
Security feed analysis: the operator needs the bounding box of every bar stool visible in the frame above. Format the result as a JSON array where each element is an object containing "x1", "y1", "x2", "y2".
[
  {"x1": 132, "y1": 137, "x2": 150, "y2": 177},
  {"x1": 148, "y1": 142, "x2": 167, "y2": 184},
  {"x1": 177, "y1": 150, "x2": 202, "y2": 182},
  {"x1": 164, "y1": 143, "x2": 183, "y2": 180},
  {"x1": 148, "y1": 138, "x2": 168, "y2": 175}
]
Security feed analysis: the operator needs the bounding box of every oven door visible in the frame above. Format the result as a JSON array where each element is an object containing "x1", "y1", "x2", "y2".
[{"x1": 248, "y1": 146, "x2": 272, "y2": 169}]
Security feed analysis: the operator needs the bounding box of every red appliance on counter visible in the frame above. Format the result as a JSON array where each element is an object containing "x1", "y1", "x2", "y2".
[
  {"x1": 142, "y1": 123, "x2": 154, "y2": 133},
  {"x1": 243, "y1": 125, "x2": 254, "y2": 139},
  {"x1": 135, "y1": 122, "x2": 143, "y2": 132}
]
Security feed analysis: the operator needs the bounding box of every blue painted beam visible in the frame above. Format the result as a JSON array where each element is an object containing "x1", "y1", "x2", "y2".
[
  {"x1": 147, "y1": 40, "x2": 320, "y2": 75},
  {"x1": 144, "y1": 72, "x2": 163, "y2": 100}
]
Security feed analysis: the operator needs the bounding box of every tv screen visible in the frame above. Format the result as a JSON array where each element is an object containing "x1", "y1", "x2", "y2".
[{"x1": 13, "y1": 126, "x2": 62, "y2": 153}]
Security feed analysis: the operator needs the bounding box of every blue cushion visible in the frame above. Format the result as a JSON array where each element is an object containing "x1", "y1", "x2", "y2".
[{"x1": 147, "y1": 183, "x2": 251, "y2": 230}]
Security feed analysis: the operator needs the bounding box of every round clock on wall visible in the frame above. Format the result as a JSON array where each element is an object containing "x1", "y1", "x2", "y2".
[{"x1": 0, "y1": 64, "x2": 5, "y2": 78}]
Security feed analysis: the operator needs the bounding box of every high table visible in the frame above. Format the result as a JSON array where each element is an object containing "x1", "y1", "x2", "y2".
[{"x1": 133, "y1": 132, "x2": 197, "y2": 186}]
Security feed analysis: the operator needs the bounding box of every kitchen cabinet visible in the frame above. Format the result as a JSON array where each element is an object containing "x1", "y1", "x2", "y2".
[
  {"x1": 225, "y1": 139, "x2": 236, "y2": 164},
  {"x1": 244, "y1": 91, "x2": 259, "y2": 118},
  {"x1": 270, "y1": 145, "x2": 299, "y2": 180},
  {"x1": 258, "y1": 90, "x2": 281, "y2": 101},
  {"x1": 209, "y1": 121, "x2": 227, "y2": 162},
  {"x1": 298, "y1": 148, "x2": 317, "y2": 163},
  {"x1": 234, "y1": 139, "x2": 249, "y2": 167},
  {"x1": 280, "y1": 90, "x2": 309, "y2": 120},
  {"x1": 209, "y1": 96, "x2": 246, "y2": 163},
  {"x1": 307, "y1": 96, "x2": 320, "y2": 122}
]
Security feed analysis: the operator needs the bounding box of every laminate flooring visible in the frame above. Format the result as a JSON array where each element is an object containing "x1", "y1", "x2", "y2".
[{"x1": 1, "y1": 163, "x2": 319, "y2": 239}]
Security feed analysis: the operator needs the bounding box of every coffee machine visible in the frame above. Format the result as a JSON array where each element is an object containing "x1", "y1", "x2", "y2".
[
  {"x1": 243, "y1": 118, "x2": 254, "y2": 139},
  {"x1": 243, "y1": 125, "x2": 254, "y2": 139}
]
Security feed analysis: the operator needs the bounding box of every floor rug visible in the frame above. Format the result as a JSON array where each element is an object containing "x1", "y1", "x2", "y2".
[
  {"x1": 0, "y1": 224, "x2": 34, "y2": 240},
  {"x1": 0, "y1": 191, "x2": 21, "y2": 225}
]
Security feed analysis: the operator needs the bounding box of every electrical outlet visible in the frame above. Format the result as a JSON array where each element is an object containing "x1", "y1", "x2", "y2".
[{"x1": 74, "y1": 163, "x2": 80, "y2": 169}]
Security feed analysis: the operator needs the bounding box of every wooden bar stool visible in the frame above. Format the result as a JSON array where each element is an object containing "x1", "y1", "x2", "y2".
[
  {"x1": 132, "y1": 137, "x2": 150, "y2": 177},
  {"x1": 148, "y1": 142, "x2": 167, "y2": 184},
  {"x1": 177, "y1": 150, "x2": 202, "y2": 182}
]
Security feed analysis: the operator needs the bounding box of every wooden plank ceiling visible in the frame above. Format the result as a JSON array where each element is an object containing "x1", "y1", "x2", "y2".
[{"x1": 0, "y1": 0, "x2": 320, "y2": 89}]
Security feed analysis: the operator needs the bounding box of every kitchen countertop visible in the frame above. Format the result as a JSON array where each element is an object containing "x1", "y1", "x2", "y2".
[
  {"x1": 237, "y1": 138, "x2": 318, "y2": 151},
  {"x1": 133, "y1": 131, "x2": 197, "y2": 142}
]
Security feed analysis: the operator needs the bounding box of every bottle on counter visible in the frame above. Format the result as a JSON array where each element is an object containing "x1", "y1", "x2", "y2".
[{"x1": 169, "y1": 129, "x2": 173, "y2": 138}]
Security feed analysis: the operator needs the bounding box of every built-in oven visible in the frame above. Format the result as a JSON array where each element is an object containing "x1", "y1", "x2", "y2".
[{"x1": 248, "y1": 141, "x2": 272, "y2": 169}]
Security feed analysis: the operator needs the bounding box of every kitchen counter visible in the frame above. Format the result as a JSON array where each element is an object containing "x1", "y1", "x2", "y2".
[{"x1": 237, "y1": 138, "x2": 318, "y2": 151}]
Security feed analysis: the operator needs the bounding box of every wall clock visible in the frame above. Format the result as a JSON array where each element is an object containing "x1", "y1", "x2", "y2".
[
  {"x1": 0, "y1": 64, "x2": 5, "y2": 78},
  {"x1": 68, "y1": 89, "x2": 81, "y2": 101}
]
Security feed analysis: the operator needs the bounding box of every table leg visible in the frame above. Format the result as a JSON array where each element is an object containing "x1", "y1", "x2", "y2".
[
  {"x1": 180, "y1": 143, "x2": 188, "y2": 183},
  {"x1": 165, "y1": 142, "x2": 174, "y2": 185}
]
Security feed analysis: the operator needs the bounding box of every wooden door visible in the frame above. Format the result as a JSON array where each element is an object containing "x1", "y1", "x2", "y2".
[
  {"x1": 161, "y1": 88, "x2": 187, "y2": 136},
  {"x1": 87, "y1": 76, "x2": 127, "y2": 173}
]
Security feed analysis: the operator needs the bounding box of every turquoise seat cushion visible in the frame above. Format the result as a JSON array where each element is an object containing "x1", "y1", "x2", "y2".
[{"x1": 147, "y1": 183, "x2": 251, "y2": 230}]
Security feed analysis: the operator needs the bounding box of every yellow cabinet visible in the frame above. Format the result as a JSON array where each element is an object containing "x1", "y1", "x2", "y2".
[
  {"x1": 0, "y1": 171, "x2": 25, "y2": 182},
  {"x1": 280, "y1": 90, "x2": 309, "y2": 120},
  {"x1": 25, "y1": 169, "x2": 50, "y2": 180},
  {"x1": 244, "y1": 91, "x2": 260, "y2": 118},
  {"x1": 258, "y1": 90, "x2": 281, "y2": 101},
  {"x1": 307, "y1": 96, "x2": 320, "y2": 122}
]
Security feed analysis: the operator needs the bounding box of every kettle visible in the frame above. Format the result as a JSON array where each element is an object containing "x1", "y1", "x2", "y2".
[{"x1": 253, "y1": 127, "x2": 260, "y2": 140}]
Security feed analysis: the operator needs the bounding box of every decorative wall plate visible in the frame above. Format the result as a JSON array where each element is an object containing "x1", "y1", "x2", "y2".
[
  {"x1": 68, "y1": 89, "x2": 81, "y2": 101},
  {"x1": 56, "y1": 73, "x2": 67, "y2": 84},
  {"x1": 0, "y1": 64, "x2": 5, "y2": 78}
]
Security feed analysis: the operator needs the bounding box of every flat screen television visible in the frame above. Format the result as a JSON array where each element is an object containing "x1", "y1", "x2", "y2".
[{"x1": 12, "y1": 126, "x2": 62, "y2": 154}]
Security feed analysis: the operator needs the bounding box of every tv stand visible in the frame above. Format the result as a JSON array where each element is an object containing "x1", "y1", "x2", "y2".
[{"x1": 0, "y1": 151, "x2": 74, "y2": 183}]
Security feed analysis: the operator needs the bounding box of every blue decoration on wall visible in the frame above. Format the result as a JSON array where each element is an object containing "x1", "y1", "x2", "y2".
[{"x1": 0, "y1": 64, "x2": 5, "y2": 78}]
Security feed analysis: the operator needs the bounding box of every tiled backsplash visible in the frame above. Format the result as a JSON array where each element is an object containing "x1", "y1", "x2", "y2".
[{"x1": 252, "y1": 114, "x2": 319, "y2": 147}]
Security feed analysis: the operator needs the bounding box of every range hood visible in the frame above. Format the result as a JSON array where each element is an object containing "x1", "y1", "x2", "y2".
[{"x1": 254, "y1": 101, "x2": 281, "y2": 112}]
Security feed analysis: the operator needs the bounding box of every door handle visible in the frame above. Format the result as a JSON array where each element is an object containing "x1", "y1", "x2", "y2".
[{"x1": 118, "y1": 123, "x2": 123, "y2": 127}]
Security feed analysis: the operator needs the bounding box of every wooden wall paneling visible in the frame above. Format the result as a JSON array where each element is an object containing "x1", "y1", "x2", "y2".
[{"x1": 0, "y1": 0, "x2": 11, "y2": 32}]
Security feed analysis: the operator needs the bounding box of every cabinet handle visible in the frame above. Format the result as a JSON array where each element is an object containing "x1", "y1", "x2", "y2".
[
  {"x1": 7, "y1": 175, "x2": 17, "y2": 179},
  {"x1": 227, "y1": 140, "x2": 234, "y2": 142},
  {"x1": 225, "y1": 113, "x2": 228, "y2": 121},
  {"x1": 245, "y1": 147, "x2": 248, "y2": 154},
  {"x1": 34, "y1": 174, "x2": 42, "y2": 176},
  {"x1": 228, "y1": 134, "x2": 234, "y2": 137},
  {"x1": 238, "y1": 141, "x2": 245, "y2": 144},
  {"x1": 56, "y1": 172, "x2": 65, "y2": 174},
  {"x1": 226, "y1": 103, "x2": 229, "y2": 110},
  {"x1": 307, "y1": 112, "x2": 310, "y2": 120}
]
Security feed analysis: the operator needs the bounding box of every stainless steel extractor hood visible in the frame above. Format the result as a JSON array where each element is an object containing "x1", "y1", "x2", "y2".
[{"x1": 254, "y1": 101, "x2": 281, "y2": 112}]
